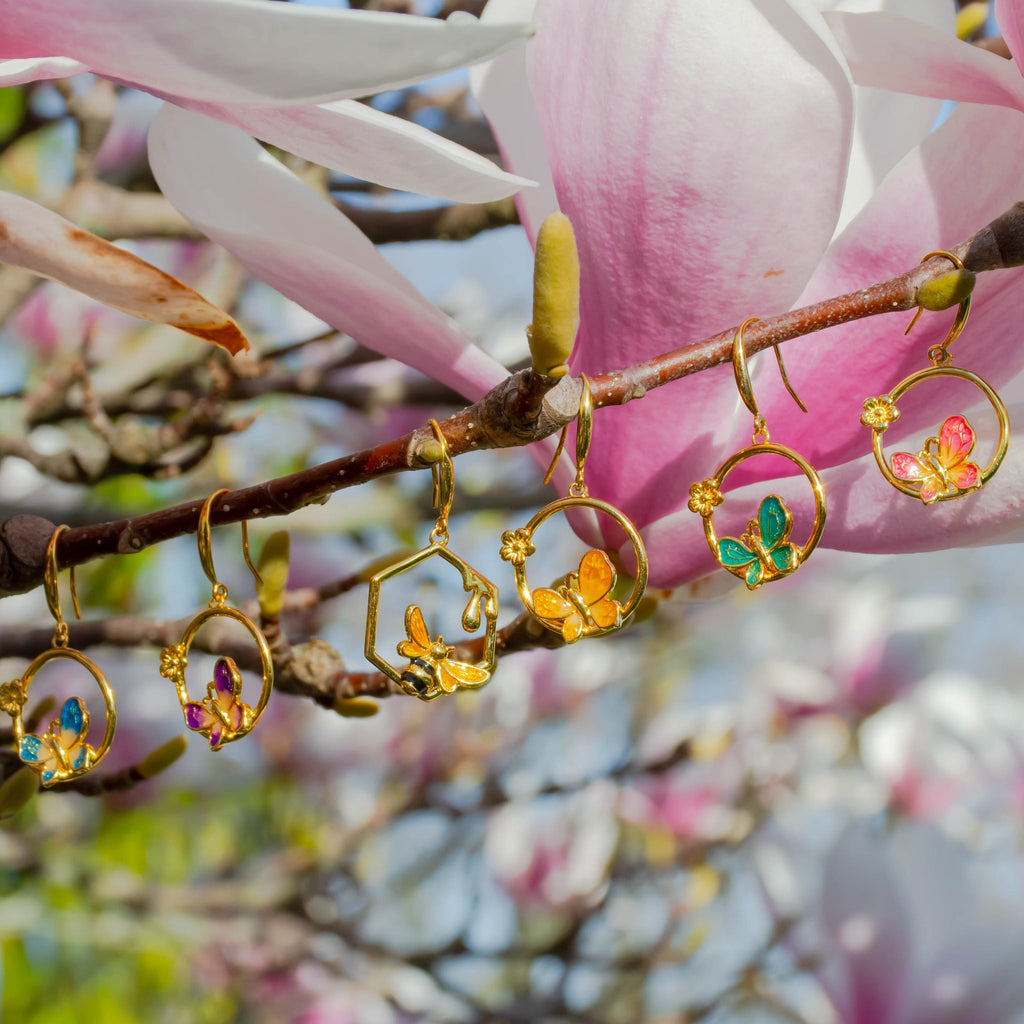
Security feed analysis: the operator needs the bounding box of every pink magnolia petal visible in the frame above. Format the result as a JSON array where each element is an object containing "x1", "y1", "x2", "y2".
[
  {"x1": 1, "y1": 0, "x2": 532, "y2": 107},
  {"x1": 177, "y1": 96, "x2": 532, "y2": 204},
  {"x1": 752, "y1": 102, "x2": 1024, "y2": 475},
  {"x1": 818, "y1": 825, "x2": 913, "y2": 1024},
  {"x1": 148, "y1": 106, "x2": 506, "y2": 399},
  {"x1": 0, "y1": 56, "x2": 87, "y2": 85},
  {"x1": 0, "y1": 190, "x2": 248, "y2": 353},
  {"x1": 525, "y1": 0, "x2": 854, "y2": 530},
  {"x1": 824, "y1": 10, "x2": 1024, "y2": 110},
  {"x1": 472, "y1": 0, "x2": 558, "y2": 241},
  {"x1": 996, "y1": 0, "x2": 1024, "y2": 67},
  {"x1": 902, "y1": 928, "x2": 1024, "y2": 1024}
]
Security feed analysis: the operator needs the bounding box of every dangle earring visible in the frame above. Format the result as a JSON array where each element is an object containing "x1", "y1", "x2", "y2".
[
  {"x1": 0, "y1": 526, "x2": 116, "y2": 786},
  {"x1": 688, "y1": 317, "x2": 826, "y2": 590},
  {"x1": 159, "y1": 490, "x2": 274, "y2": 749},
  {"x1": 365, "y1": 420, "x2": 499, "y2": 701},
  {"x1": 499, "y1": 375, "x2": 649, "y2": 643},
  {"x1": 861, "y1": 250, "x2": 1010, "y2": 504}
]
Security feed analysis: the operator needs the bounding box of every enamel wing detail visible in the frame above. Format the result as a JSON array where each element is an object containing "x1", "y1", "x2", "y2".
[{"x1": 716, "y1": 495, "x2": 799, "y2": 590}]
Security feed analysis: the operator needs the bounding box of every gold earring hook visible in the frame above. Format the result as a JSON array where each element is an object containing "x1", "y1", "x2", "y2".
[
  {"x1": 197, "y1": 489, "x2": 262, "y2": 602},
  {"x1": 732, "y1": 317, "x2": 808, "y2": 441},
  {"x1": 427, "y1": 420, "x2": 453, "y2": 545},
  {"x1": 543, "y1": 374, "x2": 593, "y2": 497},
  {"x1": 44, "y1": 525, "x2": 79, "y2": 647},
  {"x1": 904, "y1": 250, "x2": 971, "y2": 366}
]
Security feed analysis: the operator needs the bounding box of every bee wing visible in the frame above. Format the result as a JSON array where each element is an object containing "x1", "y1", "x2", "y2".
[
  {"x1": 439, "y1": 659, "x2": 490, "y2": 692},
  {"x1": 938, "y1": 415, "x2": 975, "y2": 463},
  {"x1": 533, "y1": 587, "x2": 575, "y2": 621},
  {"x1": 576, "y1": 549, "x2": 616, "y2": 605},
  {"x1": 405, "y1": 604, "x2": 432, "y2": 648}
]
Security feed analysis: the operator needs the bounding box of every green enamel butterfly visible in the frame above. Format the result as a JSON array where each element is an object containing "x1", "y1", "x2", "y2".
[{"x1": 717, "y1": 494, "x2": 799, "y2": 589}]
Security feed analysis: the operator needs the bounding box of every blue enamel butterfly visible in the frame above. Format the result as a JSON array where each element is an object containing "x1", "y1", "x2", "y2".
[
  {"x1": 19, "y1": 696, "x2": 96, "y2": 786},
  {"x1": 717, "y1": 495, "x2": 799, "y2": 590}
]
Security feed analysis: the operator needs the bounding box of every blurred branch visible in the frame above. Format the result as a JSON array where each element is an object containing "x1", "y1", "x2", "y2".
[{"x1": 336, "y1": 195, "x2": 519, "y2": 244}]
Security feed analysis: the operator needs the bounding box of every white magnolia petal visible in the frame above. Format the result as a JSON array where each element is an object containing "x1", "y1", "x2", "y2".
[
  {"x1": 825, "y1": 10, "x2": 1024, "y2": 109},
  {"x1": 1, "y1": 0, "x2": 532, "y2": 107},
  {"x1": 178, "y1": 96, "x2": 532, "y2": 204},
  {"x1": 148, "y1": 106, "x2": 506, "y2": 399},
  {"x1": 0, "y1": 190, "x2": 248, "y2": 353},
  {"x1": 0, "y1": 56, "x2": 87, "y2": 85},
  {"x1": 472, "y1": 0, "x2": 558, "y2": 242},
  {"x1": 832, "y1": 0, "x2": 952, "y2": 231}
]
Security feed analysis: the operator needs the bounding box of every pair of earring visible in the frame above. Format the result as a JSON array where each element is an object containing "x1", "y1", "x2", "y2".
[
  {"x1": 160, "y1": 490, "x2": 274, "y2": 750},
  {"x1": 0, "y1": 526, "x2": 117, "y2": 786},
  {"x1": 690, "y1": 250, "x2": 1010, "y2": 590},
  {"x1": 365, "y1": 387, "x2": 651, "y2": 702}
]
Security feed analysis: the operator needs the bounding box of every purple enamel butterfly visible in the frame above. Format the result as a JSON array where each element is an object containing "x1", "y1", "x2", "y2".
[{"x1": 183, "y1": 657, "x2": 254, "y2": 750}]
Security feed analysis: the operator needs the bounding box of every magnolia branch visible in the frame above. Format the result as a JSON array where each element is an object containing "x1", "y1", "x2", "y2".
[{"x1": 1, "y1": 201, "x2": 1024, "y2": 598}]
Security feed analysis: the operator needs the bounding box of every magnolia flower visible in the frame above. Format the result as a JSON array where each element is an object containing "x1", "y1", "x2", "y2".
[
  {"x1": 0, "y1": 0, "x2": 533, "y2": 202},
  {"x1": 149, "y1": 0, "x2": 1024, "y2": 586},
  {"x1": 808, "y1": 822, "x2": 1024, "y2": 1024}
]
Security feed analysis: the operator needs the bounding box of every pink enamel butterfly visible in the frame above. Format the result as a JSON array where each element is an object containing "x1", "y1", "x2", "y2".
[
  {"x1": 891, "y1": 415, "x2": 981, "y2": 504},
  {"x1": 183, "y1": 657, "x2": 254, "y2": 750}
]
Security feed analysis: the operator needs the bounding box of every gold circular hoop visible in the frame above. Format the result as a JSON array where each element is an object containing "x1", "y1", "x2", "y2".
[
  {"x1": 693, "y1": 443, "x2": 827, "y2": 590},
  {"x1": 160, "y1": 606, "x2": 274, "y2": 747},
  {"x1": 866, "y1": 366, "x2": 1010, "y2": 501},
  {"x1": 1, "y1": 648, "x2": 116, "y2": 787},
  {"x1": 503, "y1": 496, "x2": 649, "y2": 641}
]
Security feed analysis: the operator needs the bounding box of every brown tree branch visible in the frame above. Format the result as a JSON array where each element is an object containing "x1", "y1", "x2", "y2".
[{"x1": 2, "y1": 202, "x2": 1024, "y2": 597}]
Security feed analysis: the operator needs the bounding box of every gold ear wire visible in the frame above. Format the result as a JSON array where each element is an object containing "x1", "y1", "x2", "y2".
[
  {"x1": 731, "y1": 316, "x2": 809, "y2": 436},
  {"x1": 904, "y1": 250, "x2": 971, "y2": 366},
  {"x1": 197, "y1": 489, "x2": 262, "y2": 594},
  {"x1": 542, "y1": 374, "x2": 593, "y2": 496},
  {"x1": 44, "y1": 525, "x2": 79, "y2": 647},
  {"x1": 427, "y1": 420, "x2": 454, "y2": 545}
]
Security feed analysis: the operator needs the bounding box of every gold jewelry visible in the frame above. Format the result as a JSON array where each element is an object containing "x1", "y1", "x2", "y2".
[
  {"x1": 861, "y1": 250, "x2": 1010, "y2": 503},
  {"x1": 499, "y1": 375, "x2": 648, "y2": 642},
  {"x1": 688, "y1": 317, "x2": 826, "y2": 590},
  {"x1": 159, "y1": 490, "x2": 273, "y2": 749},
  {"x1": 365, "y1": 420, "x2": 499, "y2": 701},
  {"x1": 0, "y1": 526, "x2": 116, "y2": 786}
]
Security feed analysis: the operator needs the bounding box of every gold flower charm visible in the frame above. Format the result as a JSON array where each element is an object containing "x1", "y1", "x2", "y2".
[
  {"x1": 687, "y1": 479, "x2": 724, "y2": 517},
  {"x1": 499, "y1": 528, "x2": 536, "y2": 566},
  {"x1": 0, "y1": 679, "x2": 27, "y2": 717},
  {"x1": 159, "y1": 643, "x2": 187, "y2": 683},
  {"x1": 861, "y1": 395, "x2": 899, "y2": 431}
]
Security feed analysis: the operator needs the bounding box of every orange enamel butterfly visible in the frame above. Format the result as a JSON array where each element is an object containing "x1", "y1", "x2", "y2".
[
  {"x1": 533, "y1": 549, "x2": 623, "y2": 643},
  {"x1": 891, "y1": 414, "x2": 981, "y2": 504}
]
